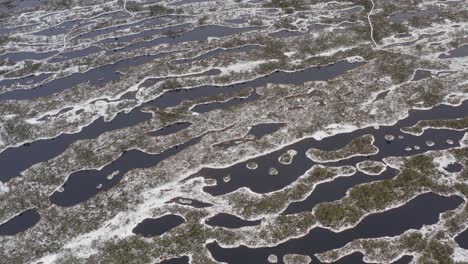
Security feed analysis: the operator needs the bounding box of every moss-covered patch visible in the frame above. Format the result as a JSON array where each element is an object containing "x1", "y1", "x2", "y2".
[
  {"x1": 307, "y1": 134, "x2": 378, "y2": 163},
  {"x1": 356, "y1": 160, "x2": 386, "y2": 175},
  {"x1": 402, "y1": 117, "x2": 468, "y2": 135},
  {"x1": 278, "y1": 150, "x2": 298, "y2": 165}
]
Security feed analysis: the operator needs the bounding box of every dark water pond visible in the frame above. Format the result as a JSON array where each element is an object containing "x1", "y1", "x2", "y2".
[
  {"x1": 191, "y1": 100, "x2": 468, "y2": 196},
  {"x1": 206, "y1": 213, "x2": 262, "y2": 228},
  {"x1": 0, "y1": 106, "x2": 152, "y2": 183},
  {"x1": 439, "y1": 44, "x2": 468, "y2": 59},
  {"x1": 160, "y1": 256, "x2": 190, "y2": 264},
  {"x1": 207, "y1": 193, "x2": 463, "y2": 263},
  {"x1": 116, "y1": 25, "x2": 256, "y2": 53},
  {"x1": 0, "y1": 73, "x2": 53, "y2": 89},
  {"x1": 412, "y1": 69, "x2": 432, "y2": 81},
  {"x1": 283, "y1": 168, "x2": 397, "y2": 215},
  {"x1": 0, "y1": 60, "x2": 362, "y2": 184},
  {"x1": 143, "y1": 60, "x2": 364, "y2": 109},
  {"x1": 49, "y1": 46, "x2": 104, "y2": 63},
  {"x1": 455, "y1": 228, "x2": 468, "y2": 250},
  {"x1": 190, "y1": 89, "x2": 260, "y2": 113},
  {"x1": 0, "y1": 208, "x2": 40, "y2": 236},
  {"x1": 197, "y1": 126, "x2": 465, "y2": 196},
  {"x1": 444, "y1": 162, "x2": 463, "y2": 173},
  {"x1": 247, "y1": 122, "x2": 286, "y2": 139},
  {"x1": 0, "y1": 22, "x2": 40, "y2": 35},
  {"x1": 132, "y1": 214, "x2": 185, "y2": 237},
  {"x1": 100, "y1": 23, "x2": 190, "y2": 46},
  {"x1": 0, "y1": 52, "x2": 171, "y2": 100},
  {"x1": 319, "y1": 253, "x2": 411, "y2": 264},
  {"x1": 0, "y1": 64, "x2": 464, "y2": 191},
  {"x1": 49, "y1": 136, "x2": 201, "y2": 206},
  {"x1": 0, "y1": 50, "x2": 59, "y2": 63},
  {"x1": 388, "y1": 10, "x2": 438, "y2": 23}
]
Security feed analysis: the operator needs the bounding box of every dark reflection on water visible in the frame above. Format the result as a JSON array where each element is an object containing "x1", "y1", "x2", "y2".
[
  {"x1": 207, "y1": 193, "x2": 463, "y2": 263},
  {"x1": 193, "y1": 100, "x2": 468, "y2": 196},
  {"x1": 49, "y1": 136, "x2": 202, "y2": 206},
  {"x1": 0, "y1": 208, "x2": 40, "y2": 236},
  {"x1": 455, "y1": 228, "x2": 468, "y2": 250},
  {"x1": 132, "y1": 214, "x2": 185, "y2": 237},
  {"x1": 206, "y1": 213, "x2": 262, "y2": 229}
]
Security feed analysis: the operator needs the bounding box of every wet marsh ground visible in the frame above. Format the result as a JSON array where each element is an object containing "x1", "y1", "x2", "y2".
[{"x1": 1, "y1": 0, "x2": 468, "y2": 263}]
